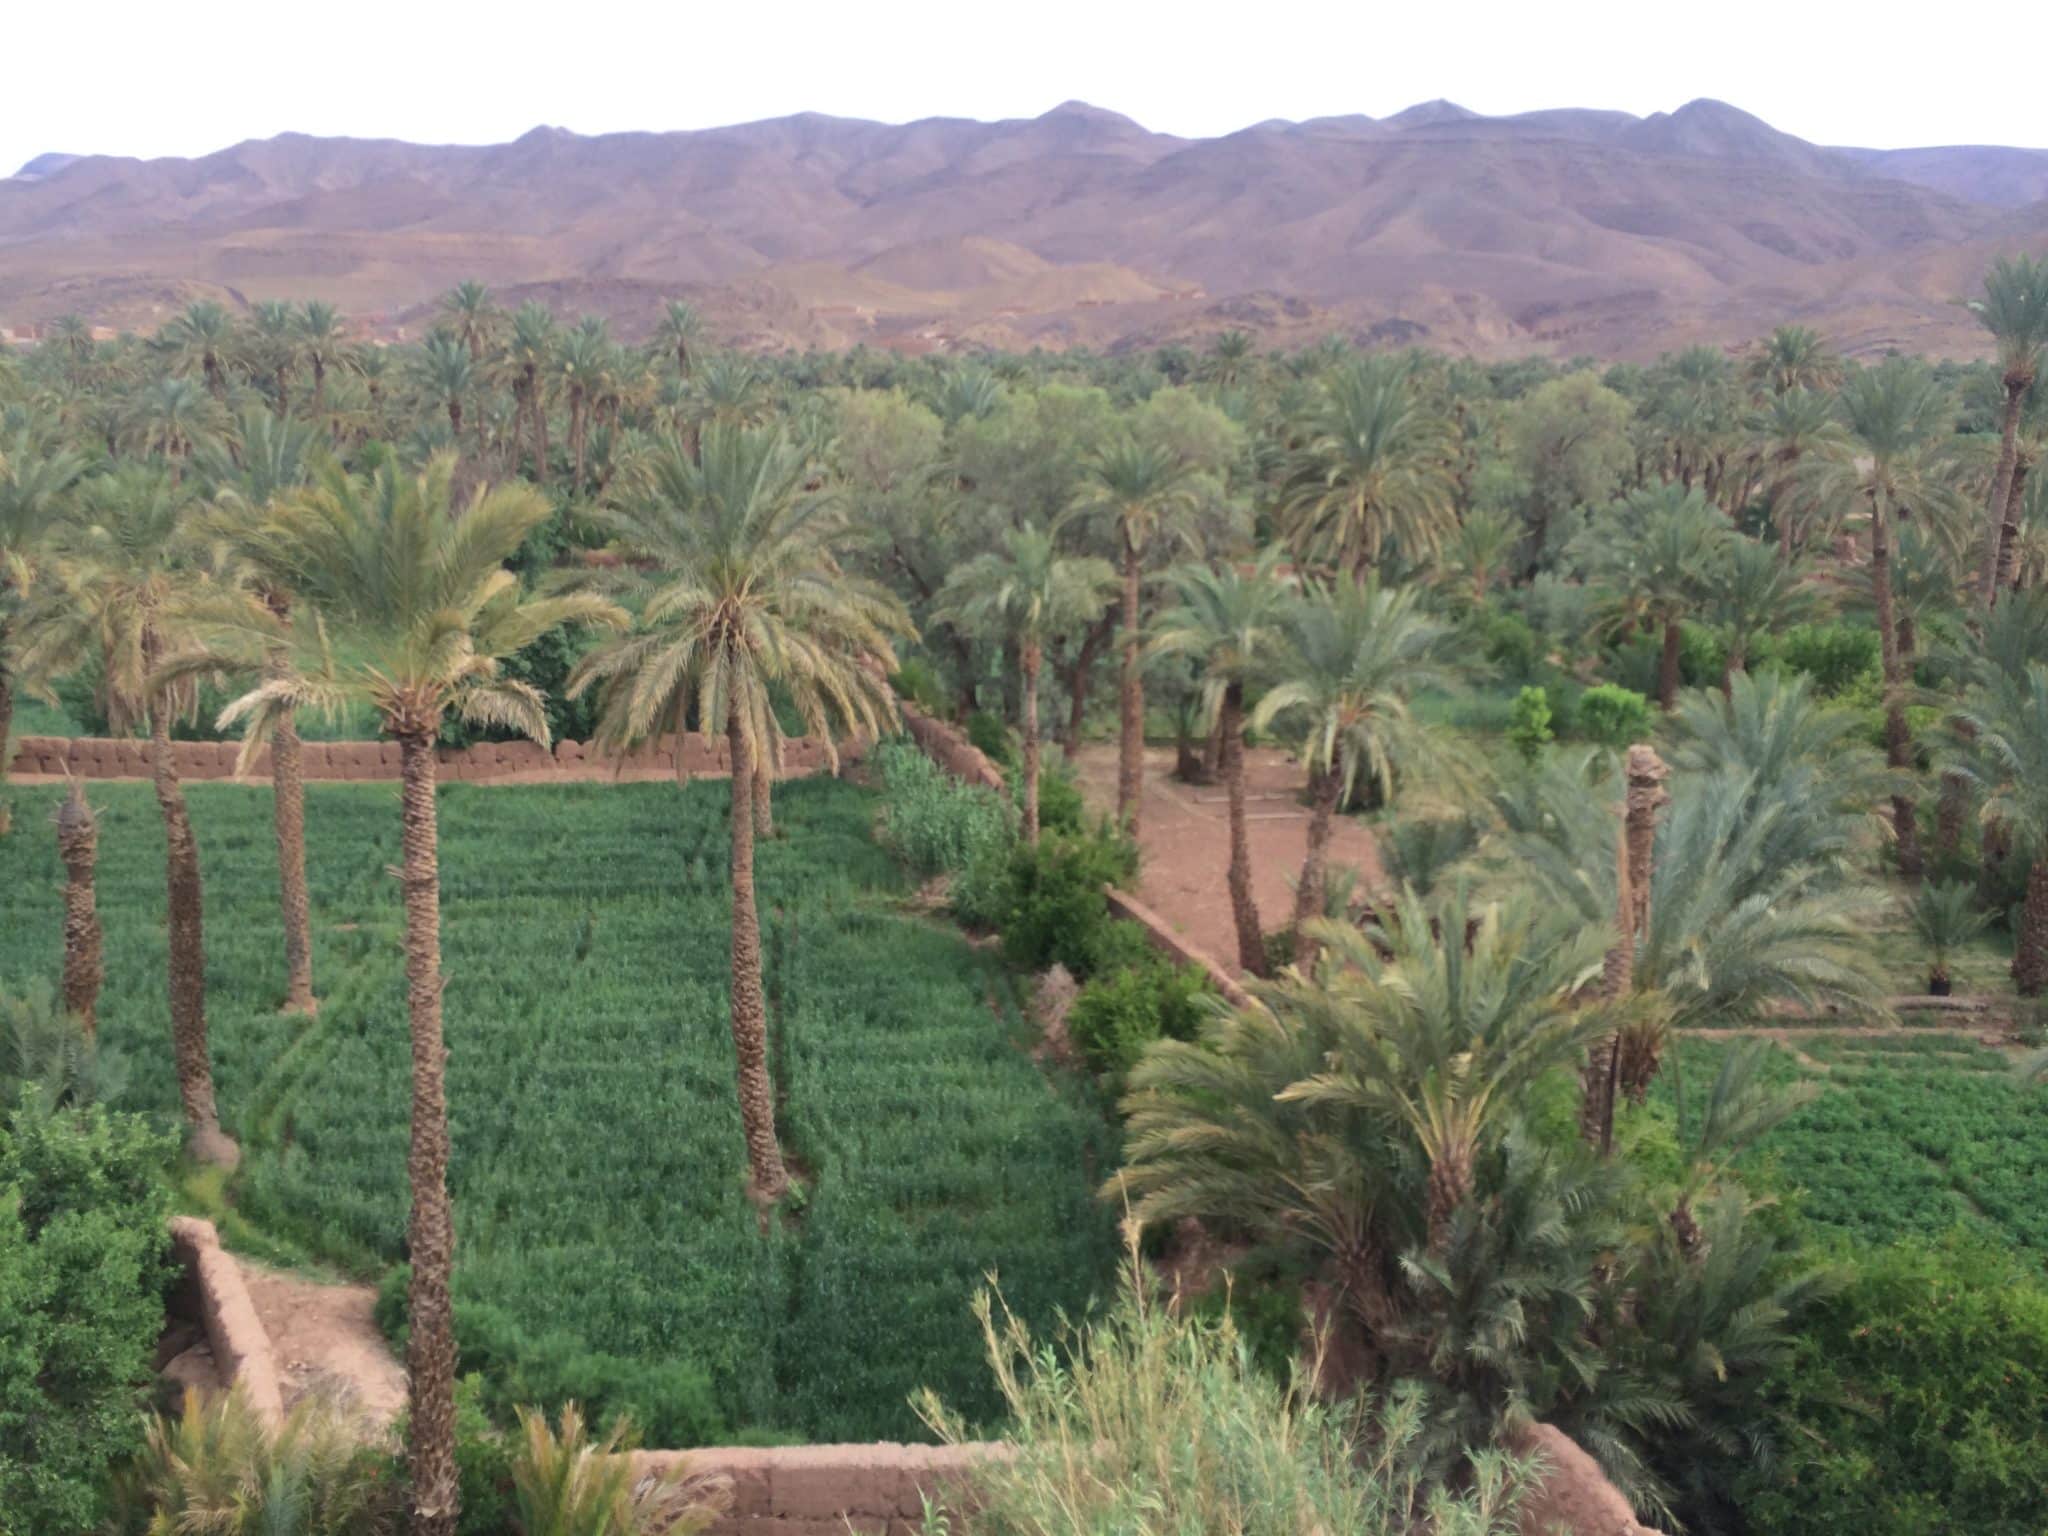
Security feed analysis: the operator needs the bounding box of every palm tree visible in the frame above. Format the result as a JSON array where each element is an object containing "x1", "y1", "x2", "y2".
[
  {"x1": 0, "y1": 433, "x2": 86, "y2": 828},
  {"x1": 1950, "y1": 664, "x2": 2048, "y2": 992},
  {"x1": 1570, "y1": 481, "x2": 1735, "y2": 711},
  {"x1": 412, "y1": 334, "x2": 475, "y2": 443},
  {"x1": 1748, "y1": 387, "x2": 1849, "y2": 555},
  {"x1": 157, "y1": 300, "x2": 236, "y2": 399},
  {"x1": 1252, "y1": 575, "x2": 1460, "y2": 966},
  {"x1": 1150, "y1": 550, "x2": 1290, "y2": 971},
  {"x1": 1805, "y1": 359, "x2": 1966, "y2": 874},
  {"x1": 569, "y1": 427, "x2": 908, "y2": 1204},
  {"x1": 1200, "y1": 329, "x2": 1256, "y2": 390},
  {"x1": 216, "y1": 455, "x2": 622, "y2": 1536},
  {"x1": 504, "y1": 302, "x2": 556, "y2": 481},
  {"x1": 1078, "y1": 435, "x2": 1198, "y2": 837},
  {"x1": 1746, "y1": 325, "x2": 1844, "y2": 397},
  {"x1": 556, "y1": 321, "x2": 612, "y2": 494},
  {"x1": 657, "y1": 300, "x2": 704, "y2": 378},
  {"x1": 17, "y1": 465, "x2": 238, "y2": 1166},
  {"x1": 1705, "y1": 537, "x2": 1819, "y2": 692},
  {"x1": 298, "y1": 301, "x2": 348, "y2": 416},
  {"x1": 125, "y1": 377, "x2": 231, "y2": 464},
  {"x1": 1970, "y1": 256, "x2": 2048, "y2": 604},
  {"x1": 439, "y1": 281, "x2": 500, "y2": 364},
  {"x1": 249, "y1": 300, "x2": 300, "y2": 412},
  {"x1": 1276, "y1": 356, "x2": 1458, "y2": 577},
  {"x1": 934, "y1": 524, "x2": 1114, "y2": 844}
]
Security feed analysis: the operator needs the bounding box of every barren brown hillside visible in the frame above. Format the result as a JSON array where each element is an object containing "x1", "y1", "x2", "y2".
[{"x1": 4, "y1": 96, "x2": 2047, "y2": 358}]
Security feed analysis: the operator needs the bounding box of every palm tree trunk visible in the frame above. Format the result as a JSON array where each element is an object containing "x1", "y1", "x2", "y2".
[
  {"x1": 1872, "y1": 494, "x2": 1923, "y2": 876},
  {"x1": 1937, "y1": 770, "x2": 1970, "y2": 861},
  {"x1": 727, "y1": 715, "x2": 789, "y2": 1204},
  {"x1": 1658, "y1": 620, "x2": 1683, "y2": 711},
  {"x1": 312, "y1": 357, "x2": 327, "y2": 416},
  {"x1": 1116, "y1": 543, "x2": 1144, "y2": 838},
  {"x1": 2018, "y1": 858, "x2": 2048, "y2": 998},
  {"x1": 1060, "y1": 611, "x2": 1114, "y2": 757},
  {"x1": 0, "y1": 648, "x2": 14, "y2": 837},
  {"x1": 272, "y1": 703, "x2": 317, "y2": 1014},
  {"x1": 753, "y1": 756, "x2": 774, "y2": 838},
  {"x1": 57, "y1": 782, "x2": 102, "y2": 1038},
  {"x1": 1291, "y1": 762, "x2": 1344, "y2": 969},
  {"x1": 1997, "y1": 456, "x2": 2034, "y2": 591},
  {"x1": 395, "y1": 729, "x2": 459, "y2": 1536},
  {"x1": 150, "y1": 691, "x2": 235, "y2": 1167},
  {"x1": 571, "y1": 396, "x2": 588, "y2": 494},
  {"x1": 1978, "y1": 380, "x2": 2027, "y2": 605},
  {"x1": 1021, "y1": 640, "x2": 1042, "y2": 845},
  {"x1": 1220, "y1": 682, "x2": 1265, "y2": 975}
]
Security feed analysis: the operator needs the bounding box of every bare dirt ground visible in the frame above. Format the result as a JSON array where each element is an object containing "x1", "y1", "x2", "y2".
[{"x1": 1070, "y1": 743, "x2": 1382, "y2": 975}]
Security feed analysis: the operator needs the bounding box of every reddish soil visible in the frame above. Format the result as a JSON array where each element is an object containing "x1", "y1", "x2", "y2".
[{"x1": 1069, "y1": 743, "x2": 1382, "y2": 976}]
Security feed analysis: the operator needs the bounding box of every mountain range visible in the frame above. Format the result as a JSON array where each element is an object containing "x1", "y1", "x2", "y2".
[{"x1": 4, "y1": 97, "x2": 2047, "y2": 360}]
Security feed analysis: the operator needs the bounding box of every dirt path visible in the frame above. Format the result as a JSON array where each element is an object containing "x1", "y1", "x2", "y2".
[
  {"x1": 238, "y1": 1260, "x2": 408, "y2": 1428},
  {"x1": 1070, "y1": 743, "x2": 1382, "y2": 975}
]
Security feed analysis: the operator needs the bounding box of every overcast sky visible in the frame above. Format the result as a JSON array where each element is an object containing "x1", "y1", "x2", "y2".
[{"x1": 10, "y1": 0, "x2": 2046, "y2": 177}]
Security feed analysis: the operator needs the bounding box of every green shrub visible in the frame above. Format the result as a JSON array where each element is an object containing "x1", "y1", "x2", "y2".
[
  {"x1": 1028, "y1": 760, "x2": 1088, "y2": 836},
  {"x1": 996, "y1": 831, "x2": 1140, "y2": 978},
  {"x1": 889, "y1": 658, "x2": 949, "y2": 718},
  {"x1": 965, "y1": 710, "x2": 1016, "y2": 769},
  {"x1": 1573, "y1": 683, "x2": 1653, "y2": 748},
  {"x1": 873, "y1": 740, "x2": 1016, "y2": 878},
  {"x1": 1066, "y1": 957, "x2": 1212, "y2": 1079},
  {"x1": 1506, "y1": 686, "x2": 1554, "y2": 762},
  {"x1": 1737, "y1": 1235, "x2": 2048, "y2": 1536},
  {"x1": 1766, "y1": 623, "x2": 1881, "y2": 697},
  {"x1": 1467, "y1": 608, "x2": 1542, "y2": 682},
  {"x1": 0, "y1": 1096, "x2": 175, "y2": 1534}
]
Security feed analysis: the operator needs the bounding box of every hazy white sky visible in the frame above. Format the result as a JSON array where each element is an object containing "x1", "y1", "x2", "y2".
[{"x1": 9, "y1": 0, "x2": 2046, "y2": 176}]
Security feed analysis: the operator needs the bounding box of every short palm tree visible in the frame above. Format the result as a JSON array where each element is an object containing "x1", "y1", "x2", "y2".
[
  {"x1": 569, "y1": 427, "x2": 908, "y2": 1204},
  {"x1": 1705, "y1": 537, "x2": 1819, "y2": 692},
  {"x1": 1078, "y1": 434, "x2": 1199, "y2": 836},
  {"x1": 17, "y1": 465, "x2": 238, "y2": 1166},
  {"x1": 1570, "y1": 481, "x2": 1735, "y2": 711},
  {"x1": 0, "y1": 432, "x2": 86, "y2": 827},
  {"x1": 1276, "y1": 355, "x2": 1458, "y2": 578},
  {"x1": 216, "y1": 456, "x2": 623, "y2": 1536},
  {"x1": 1970, "y1": 255, "x2": 2048, "y2": 603},
  {"x1": 1252, "y1": 574, "x2": 1461, "y2": 966},
  {"x1": 1150, "y1": 549, "x2": 1291, "y2": 971},
  {"x1": 1951, "y1": 664, "x2": 2048, "y2": 993},
  {"x1": 934, "y1": 524, "x2": 1114, "y2": 844}
]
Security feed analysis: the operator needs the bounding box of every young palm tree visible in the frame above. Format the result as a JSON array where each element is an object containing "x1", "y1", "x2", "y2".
[
  {"x1": 569, "y1": 427, "x2": 908, "y2": 1204},
  {"x1": 17, "y1": 465, "x2": 238, "y2": 1166},
  {"x1": 1805, "y1": 359, "x2": 1966, "y2": 874},
  {"x1": 216, "y1": 456, "x2": 622, "y2": 1536},
  {"x1": 439, "y1": 281, "x2": 500, "y2": 364},
  {"x1": 0, "y1": 433, "x2": 86, "y2": 827},
  {"x1": 1952, "y1": 664, "x2": 2048, "y2": 993},
  {"x1": 1276, "y1": 355, "x2": 1458, "y2": 578},
  {"x1": 1970, "y1": 255, "x2": 2048, "y2": 604},
  {"x1": 933, "y1": 524, "x2": 1115, "y2": 844},
  {"x1": 1252, "y1": 574, "x2": 1460, "y2": 966},
  {"x1": 1078, "y1": 434, "x2": 1198, "y2": 837},
  {"x1": 1570, "y1": 481, "x2": 1735, "y2": 711},
  {"x1": 1150, "y1": 550, "x2": 1290, "y2": 971}
]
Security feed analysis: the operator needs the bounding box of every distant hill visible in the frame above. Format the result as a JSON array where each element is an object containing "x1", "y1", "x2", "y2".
[{"x1": 3, "y1": 98, "x2": 2045, "y2": 360}]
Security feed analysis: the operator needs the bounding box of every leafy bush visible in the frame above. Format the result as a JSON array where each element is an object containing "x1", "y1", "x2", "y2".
[
  {"x1": 915, "y1": 1251, "x2": 1530, "y2": 1536},
  {"x1": 994, "y1": 831, "x2": 1142, "y2": 978},
  {"x1": 1573, "y1": 683, "x2": 1653, "y2": 748},
  {"x1": 872, "y1": 740, "x2": 1016, "y2": 878},
  {"x1": 0, "y1": 1096, "x2": 174, "y2": 1534},
  {"x1": 1028, "y1": 759, "x2": 1089, "y2": 836},
  {"x1": 510, "y1": 1402, "x2": 729, "y2": 1536},
  {"x1": 966, "y1": 709, "x2": 1016, "y2": 769},
  {"x1": 1737, "y1": 1235, "x2": 2048, "y2": 1536},
  {"x1": 1506, "y1": 686, "x2": 1554, "y2": 762},
  {"x1": 1066, "y1": 957, "x2": 1213, "y2": 1079},
  {"x1": 1467, "y1": 607, "x2": 1542, "y2": 682},
  {"x1": 1766, "y1": 623, "x2": 1882, "y2": 697},
  {"x1": 889, "y1": 658, "x2": 949, "y2": 718}
]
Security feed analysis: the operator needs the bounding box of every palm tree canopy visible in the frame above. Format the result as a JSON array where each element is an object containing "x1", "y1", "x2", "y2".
[
  {"x1": 1079, "y1": 433, "x2": 1200, "y2": 561},
  {"x1": 1970, "y1": 254, "x2": 2048, "y2": 387},
  {"x1": 568, "y1": 425, "x2": 911, "y2": 773},
  {"x1": 932, "y1": 522, "x2": 1115, "y2": 651},
  {"x1": 1148, "y1": 546, "x2": 1291, "y2": 719},
  {"x1": 1569, "y1": 481, "x2": 1736, "y2": 636}
]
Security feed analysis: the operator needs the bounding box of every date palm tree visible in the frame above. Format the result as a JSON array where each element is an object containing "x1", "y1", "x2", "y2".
[
  {"x1": 1570, "y1": 482, "x2": 1735, "y2": 711},
  {"x1": 1252, "y1": 574, "x2": 1460, "y2": 966},
  {"x1": 657, "y1": 300, "x2": 704, "y2": 378},
  {"x1": 157, "y1": 300, "x2": 236, "y2": 399},
  {"x1": 215, "y1": 455, "x2": 622, "y2": 1536},
  {"x1": 1705, "y1": 537, "x2": 1819, "y2": 692},
  {"x1": 1746, "y1": 325, "x2": 1844, "y2": 397},
  {"x1": 125, "y1": 376, "x2": 230, "y2": 465},
  {"x1": 0, "y1": 432, "x2": 86, "y2": 831},
  {"x1": 1949, "y1": 663, "x2": 2048, "y2": 993},
  {"x1": 1276, "y1": 355, "x2": 1458, "y2": 578},
  {"x1": 1150, "y1": 549, "x2": 1290, "y2": 971},
  {"x1": 412, "y1": 334, "x2": 475, "y2": 444},
  {"x1": 439, "y1": 281, "x2": 500, "y2": 364},
  {"x1": 934, "y1": 523, "x2": 1114, "y2": 844},
  {"x1": 16, "y1": 465, "x2": 239, "y2": 1167},
  {"x1": 1078, "y1": 434, "x2": 1198, "y2": 837},
  {"x1": 1748, "y1": 387, "x2": 1849, "y2": 555},
  {"x1": 298, "y1": 301, "x2": 348, "y2": 416},
  {"x1": 504, "y1": 302, "x2": 556, "y2": 481},
  {"x1": 1970, "y1": 255, "x2": 2048, "y2": 604},
  {"x1": 556, "y1": 321, "x2": 612, "y2": 494},
  {"x1": 249, "y1": 300, "x2": 300, "y2": 412},
  {"x1": 569, "y1": 426, "x2": 908, "y2": 1204}
]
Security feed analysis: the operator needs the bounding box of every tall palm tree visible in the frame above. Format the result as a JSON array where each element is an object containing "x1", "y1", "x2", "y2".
[
  {"x1": 504, "y1": 302, "x2": 556, "y2": 481},
  {"x1": 1746, "y1": 325, "x2": 1844, "y2": 397},
  {"x1": 157, "y1": 300, "x2": 237, "y2": 400},
  {"x1": 249, "y1": 300, "x2": 300, "y2": 412},
  {"x1": 1805, "y1": 359, "x2": 1966, "y2": 875},
  {"x1": 1253, "y1": 574, "x2": 1460, "y2": 966},
  {"x1": 1200, "y1": 329, "x2": 1256, "y2": 390},
  {"x1": 0, "y1": 432, "x2": 86, "y2": 829},
  {"x1": 17, "y1": 465, "x2": 239, "y2": 1166},
  {"x1": 556, "y1": 322, "x2": 612, "y2": 494},
  {"x1": 657, "y1": 300, "x2": 704, "y2": 378},
  {"x1": 1078, "y1": 434, "x2": 1198, "y2": 837},
  {"x1": 1150, "y1": 549, "x2": 1290, "y2": 971},
  {"x1": 412, "y1": 334, "x2": 475, "y2": 443},
  {"x1": 934, "y1": 524, "x2": 1114, "y2": 844},
  {"x1": 125, "y1": 376, "x2": 231, "y2": 465},
  {"x1": 1276, "y1": 356, "x2": 1458, "y2": 577},
  {"x1": 569, "y1": 427, "x2": 908, "y2": 1203},
  {"x1": 1952, "y1": 665, "x2": 2048, "y2": 993},
  {"x1": 1748, "y1": 387, "x2": 1849, "y2": 555},
  {"x1": 298, "y1": 301, "x2": 348, "y2": 416},
  {"x1": 439, "y1": 281, "x2": 500, "y2": 364},
  {"x1": 1571, "y1": 481, "x2": 1735, "y2": 711},
  {"x1": 216, "y1": 455, "x2": 622, "y2": 1536},
  {"x1": 1970, "y1": 256, "x2": 2048, "y2": 604}
]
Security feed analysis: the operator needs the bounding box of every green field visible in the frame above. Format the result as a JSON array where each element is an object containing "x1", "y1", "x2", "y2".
[{"x1": 0, "y1": 776, "x2": 1120, "y2": 1443}]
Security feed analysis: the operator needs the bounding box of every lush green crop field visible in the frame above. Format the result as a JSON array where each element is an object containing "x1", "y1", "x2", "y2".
[
  {"x1": 0, "y1": 777, "x2": 1120, "y2": 1442},
  {"x1": 1657, "y1": 1033, "x2": 2048, "y2": 1255}
]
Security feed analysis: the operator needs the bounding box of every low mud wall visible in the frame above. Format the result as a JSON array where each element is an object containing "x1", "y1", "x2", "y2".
[
  {"x1": 167, "y1": 1216, "x2": 285, "y2": 1428},
  {"x1": 7, "y1": 732, "x2": 865, "y2": 784},
  {"x1": 635, "y1": 1443, "x2": 993, "y2": 1535},
  {"x1": 1102, "y1": 884, "x2": 1256, "y2": 1009},
  {"x1": 895, "y1": 702, "x2": 1006, "y2": 790}
]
